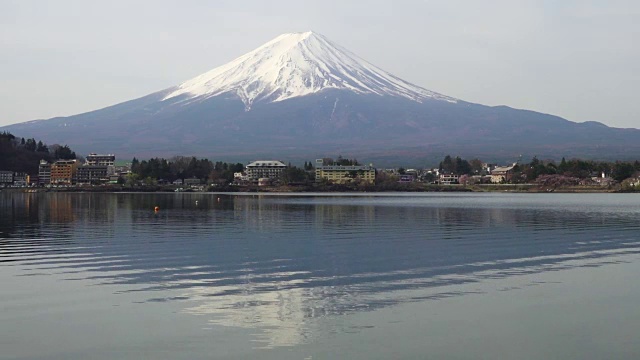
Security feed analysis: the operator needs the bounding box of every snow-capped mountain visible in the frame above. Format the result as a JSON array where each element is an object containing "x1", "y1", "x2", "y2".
[
  {"x1": 3, "y1": 31, "x2": 640, "y2": 164},
  {"x1": 164, "y1": 31, "x2": 456, "y2": 109}
]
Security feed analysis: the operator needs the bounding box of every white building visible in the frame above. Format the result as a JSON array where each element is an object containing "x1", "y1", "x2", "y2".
[
  {"x1": 85, "y1": 153, "x2": 116, "y2": 176},
  {"x1": 245, "y1": 160, "x2": 287, "y2": 181},
  {"x1": 0, "y1": 171, "x2": 14, "y2": 186},
  {"x1": 38, "y1": 160, "x2": 51, "y2": 185},
  {"x1": 86, "y1": 153, "x2": 115, "y2": 166}
]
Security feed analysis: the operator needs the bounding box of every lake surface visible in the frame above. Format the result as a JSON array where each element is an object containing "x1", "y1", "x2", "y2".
[{"x1": 1, "y1": 192, "x2": 640, "y2": 359}]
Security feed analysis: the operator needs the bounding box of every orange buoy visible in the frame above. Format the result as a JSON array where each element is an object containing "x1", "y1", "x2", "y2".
[{"x1": 154, "y1": 206, "x2": 160, "y2": 211}]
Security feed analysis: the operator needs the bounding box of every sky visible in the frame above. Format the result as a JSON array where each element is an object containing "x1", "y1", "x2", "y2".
[{"x1": 1, "y1": 0, "x2": 639, "y2": 128}]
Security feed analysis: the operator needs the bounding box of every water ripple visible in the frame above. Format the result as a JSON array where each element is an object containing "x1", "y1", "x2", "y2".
[{"x1": 2, "y1": 192, "x2": 640, "y2": 349}]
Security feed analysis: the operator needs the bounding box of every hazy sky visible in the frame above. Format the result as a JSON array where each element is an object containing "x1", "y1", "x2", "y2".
[{"x1": 1, "y1": 0, "x2": 638, "y2": 128}]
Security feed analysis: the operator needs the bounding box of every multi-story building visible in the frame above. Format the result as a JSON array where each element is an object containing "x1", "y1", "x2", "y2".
[
  {"x1": 38, "y1": 160, "x2": 51, "y2": 186},
  {"x1": 438, "y1": 173, "x2": 459, "y2": 184},
  {"x1": 13, "y1": 173, "x2": 29, "y2": 187},
  {"x1": 0, "y1": 171, "x2": 13, "y2": 186},
  {"x1": 491, "y1": 164, "x2": 517, "y2": 183},
  {"x1": 86, "y1": 153, "x2": 115, "y2": 167},
  {"x1": 51, "y1": 159, "x2": 78, "y2": 185},
  {"x1": 314, "y1": 159, "x2": 376, "y2": 184},
  {"x1": 245, "y1": 160, "x2": 287, "y2": 181},
  {"x1": 76, "y1": 165, "x2": 110, "y2": 185},
  {"x1": 86, "y1": 153, "x2": 116, "y2": 177}
]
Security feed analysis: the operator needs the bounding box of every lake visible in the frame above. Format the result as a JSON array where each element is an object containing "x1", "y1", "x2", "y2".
[{"x1": 1, "y1": 192, "x2": 639, "y2": 359}]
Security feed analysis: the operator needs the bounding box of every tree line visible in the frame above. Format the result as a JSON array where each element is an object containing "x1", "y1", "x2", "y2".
[
  {"x1": 130, "y1": 157, "x2": 319, "y2": 185},
  {"x1": 516, "y1": 157, "x2": 639, "y2": 183},
  {"x1": 0, "y1": 131, "x2": 77, "y2": 175},
  {"x1": 437, "y1": 154, "x2": 640, "y2": 182},
  {"x1": 130, "y1": 157, "x2": 245, "y2": 184}
]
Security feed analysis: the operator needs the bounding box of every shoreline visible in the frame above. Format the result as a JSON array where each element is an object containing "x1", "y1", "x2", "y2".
[{"x1": 2, "y1": 183, "x2": 627, "y2": 194}]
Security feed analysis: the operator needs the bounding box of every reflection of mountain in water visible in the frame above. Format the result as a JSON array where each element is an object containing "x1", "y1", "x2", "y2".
[{"x1": 2, "y1": 193, "x2": 640, "y2": 348}]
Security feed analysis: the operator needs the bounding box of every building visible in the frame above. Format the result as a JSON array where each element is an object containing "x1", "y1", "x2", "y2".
[
  {"x1": 76, "y1": 165, "x2": 110, "y2": 184},
  {"x1": 86, "y1": 153, "x2": 115, "y2": 177},
  {"x1": 38, "y1": 160, "x2": 51, "y2": 186},
  {"x1": 51, "y1": 159, "x2": 78, "y2": 185},
  {"x1": 398, "y1": 174, "x2": 415, "y2": 183},
  {"x1": 314, "y1": 159, "x2": 376, "y2": 184},
  {"x1": 0, "y1": 171, "x2": 13, "y2": 186},
  {"x1": 245, "y1": 160, "x2": 287, "y2": 181},
  {"x1": 491, "y1": 164, "x2": 517, "y2": 183},
  {"x1": 13, "y1": 173, "x2": 29, "y2": 187},
  {"x1": 86, "y1": 153, "x2": 115, "y2": 167},
  {"x1": 184, "y1": 177, "x2": 201, "y2": 186},
  {"x1": 438, "y1": 173, "x2": 459, "y2": 184}
]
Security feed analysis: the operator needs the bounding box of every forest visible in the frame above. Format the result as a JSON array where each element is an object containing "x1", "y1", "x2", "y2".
[{"x1": 0, "y1": 131, "x2": 77, "y2": 175}]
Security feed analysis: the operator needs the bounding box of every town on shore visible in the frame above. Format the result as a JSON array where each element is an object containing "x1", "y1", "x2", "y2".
[{"x1": 2, "y1": 131, "x2": 640, "y2": 193}]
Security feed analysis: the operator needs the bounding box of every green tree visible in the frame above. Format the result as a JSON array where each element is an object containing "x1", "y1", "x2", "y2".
[
  {"x1": 25, "y1": 138, "x2": 36, "y2": 151},
  {"x1": 54, "y1": 145, "x2": 76, "y2": 160},
  {"x1": 558, "y1": 157, "x2": 568, "y2": 174},
  {"x1": 303, "y1": 161, "x2": 314, "y2": 171},
  {"x1": 131, "y1": 157, "x2": 140, "y2": 174},
  {"x1": 126, "y1": 173, "x2": 140, "y2": 187},
  {"x1": 439, "y1": 155, "x2": 472, "y2": 175},
  {"x1": 612, "y1": 162, "x2": 636, "y2": 182},
  {"x1": 469, "y1": 158, "x2": 484, "y2": 174},
  {"x1": 439, "y1": 155, "x2": 454, "y2": 174},
  {"x1": 281, "y1": 166, "x2": 309, "y2": 184}
]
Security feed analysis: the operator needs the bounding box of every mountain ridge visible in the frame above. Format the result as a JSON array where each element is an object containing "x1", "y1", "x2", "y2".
[{"x1": 1, "y1": 31, "x2": 639, "y2": 165}]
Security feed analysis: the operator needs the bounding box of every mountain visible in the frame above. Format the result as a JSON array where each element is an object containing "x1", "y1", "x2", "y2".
[
  {"x1": 163, "y1": 32, "x2": 456, "y2": 109},
  {"x1": 3, "y1": 31, "x2": 640, "y2": 165}
]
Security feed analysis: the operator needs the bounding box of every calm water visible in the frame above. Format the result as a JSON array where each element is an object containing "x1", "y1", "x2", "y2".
[{"x1": 1, "y1": 192, "x2": 640, "y2": 359}]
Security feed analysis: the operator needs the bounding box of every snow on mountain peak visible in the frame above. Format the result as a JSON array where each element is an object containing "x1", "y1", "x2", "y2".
[{"x1": 163, "y1": 31, "x2": 457, "y2": 109}]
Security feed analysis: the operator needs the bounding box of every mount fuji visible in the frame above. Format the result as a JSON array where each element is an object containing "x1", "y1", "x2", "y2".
[
  {"x1": 164, "y1": 31, "x2": 456, "y2": 110},
  {"x1": 3, "y1": 31, "x2": 640, "y2": 164}
]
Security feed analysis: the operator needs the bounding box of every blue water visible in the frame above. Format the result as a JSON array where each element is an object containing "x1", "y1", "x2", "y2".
[{"x1": 1, "y1": 192, "x2": 639, "y2": 359}]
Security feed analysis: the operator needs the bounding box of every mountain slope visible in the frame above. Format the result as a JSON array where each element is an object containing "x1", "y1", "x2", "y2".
[
  {"x1": 2, "y1": 31, "x2": 640, "y2": 165},
  {"x1": 163, "y1": 31, "x2": 456, "y2": 110}
]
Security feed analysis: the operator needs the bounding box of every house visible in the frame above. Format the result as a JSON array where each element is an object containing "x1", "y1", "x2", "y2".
[
  {"x1": 245, "y1": 160, "x2": 287, "y2": 181},
  {"x1": 491, "y1": 163, "x2": 517, "y2": 183},
  {"x1": 439, "y1": 173, "x2": 459, "y2": 184},
  {"x1": 314, "y1": 158, "x2": 376, "y2": 184},
  {"x1": 233, "y1": 172, "x2": 250, "y2": 182},
  {"x1": 398, "y1": 174, "x2": 415, "y2": 183},
  {"x1": 184, "y1": 177, "x2": 201, "y2": 186}
]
